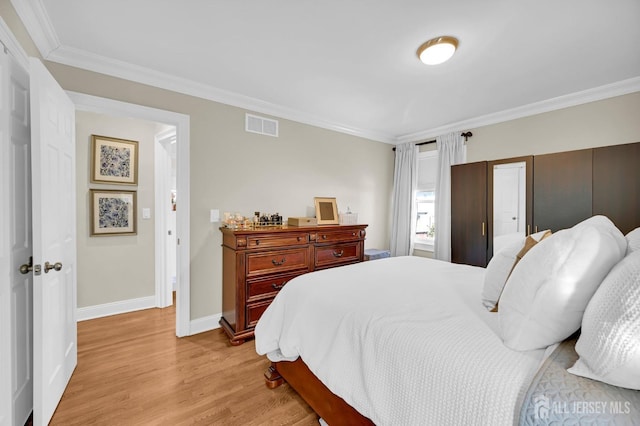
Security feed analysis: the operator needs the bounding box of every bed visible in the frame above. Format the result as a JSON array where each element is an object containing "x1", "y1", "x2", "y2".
[{"x1": 255, "y1": 216, "x2": 640, "y2": 425}]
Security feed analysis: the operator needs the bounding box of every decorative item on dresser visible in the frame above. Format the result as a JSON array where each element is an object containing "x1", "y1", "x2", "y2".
[{"x1": 219, "y1": 224, "x2": 367, "y2": 345}]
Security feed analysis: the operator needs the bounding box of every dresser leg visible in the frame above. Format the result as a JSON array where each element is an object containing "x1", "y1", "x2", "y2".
[{"x1": 264, "y1": 363, "x2": 285, "y2": 389}]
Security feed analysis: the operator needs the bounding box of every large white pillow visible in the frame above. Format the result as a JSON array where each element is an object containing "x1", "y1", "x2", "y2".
[
  {"x1": 627, "y1": 227, "x2": 640, "y2": 255},
  {"x1": 482, "y1": 230, "x2": 550, "y2": 311},
  {"x1": 568, "y1": 250, "x2": 640, "y2": 390},
  {"x1": 499, "y1": 216, "x2": 627, "y2": 351}
]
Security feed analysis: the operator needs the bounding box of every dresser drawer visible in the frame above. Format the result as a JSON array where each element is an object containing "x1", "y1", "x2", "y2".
[
  {"x1": 315, "y1": 229, "x2": 363, "y2": 243},
  {"x1": 315, "y1": 242, "x2": 361, "y2": 269},
  {"x1": 247, "y1": 233, "x2": 309, "y2": 249},
  {"x1": 246, "y1": 272, "x2": 301, "y2": 302},
  {"x1": 246, "y1": 299, "x2": 272, "y2": 327},
  {"x1": 246, "y1": 248, "x2": 310, "y2": 277}
]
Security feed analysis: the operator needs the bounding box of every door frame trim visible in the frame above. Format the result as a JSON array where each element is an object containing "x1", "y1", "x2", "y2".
[{"x1": 68, "y1": 91, "x2": 191, "y2": 337}]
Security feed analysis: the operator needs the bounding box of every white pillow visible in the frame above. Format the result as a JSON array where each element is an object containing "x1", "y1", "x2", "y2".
[
  {"x1": 568, "y1": 250, "x2": 640, "y2": 390},
  {"x1": 499, "y1": 216, "x2": 627, "y2": 351},
  {"x1": 481, "y1": 230, "x2": 550, "y2": 311},
  {"x1": 482, "y1": 239, "x2": 523, "y2": 310},
  {"x1": 626, "y1": 227, "x2": 640, "y2": 255}
]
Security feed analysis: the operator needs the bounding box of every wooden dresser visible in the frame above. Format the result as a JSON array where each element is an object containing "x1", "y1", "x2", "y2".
[{"x1": 219, "y1": 224, "x2": 367, "y2": 345}]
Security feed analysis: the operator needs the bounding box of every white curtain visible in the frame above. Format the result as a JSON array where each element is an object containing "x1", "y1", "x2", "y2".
[
  {"x1": 434, "y1": 132, "x2": 466, "y2": 261},
  {"x1": 390, "y1": 142, "x2": 418, "y2": 257}
]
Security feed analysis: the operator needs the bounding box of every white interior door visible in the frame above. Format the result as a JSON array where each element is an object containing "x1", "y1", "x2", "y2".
[
  {"x1": 494, "y1": 166, "x2": 522, "y2": 236},
  {"x1": 0, "y1": 46, "x2": 33, "y2": 426},
  {"x1": 154, "y1": 130, "x2": 175, "y2": 307},
  {"x1": 30, "y1": 58, "x2": 77, "y2": 426}
]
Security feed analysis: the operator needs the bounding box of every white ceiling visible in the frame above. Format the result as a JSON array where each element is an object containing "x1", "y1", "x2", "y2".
[{"x1": 12, "y1": 0, "x2": 640, "y2": 143}]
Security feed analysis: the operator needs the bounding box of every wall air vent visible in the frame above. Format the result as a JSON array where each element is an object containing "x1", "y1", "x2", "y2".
[{"x1": 245, "y1": 113, "x2": 279, "y2": 137}]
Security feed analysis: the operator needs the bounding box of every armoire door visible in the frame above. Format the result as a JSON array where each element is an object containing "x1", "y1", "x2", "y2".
[
  {"x1": 451, "y1": 161, "x2": 487, "y2": 266},
  {"x1": 533, "y1": 149, "x2": 592, "y2": 232},
  {"x1": 593, "y1": 142, "x2": 640, "y2": 235}
]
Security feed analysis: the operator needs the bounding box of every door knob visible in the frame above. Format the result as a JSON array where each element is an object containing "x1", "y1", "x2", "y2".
[
  {"x1": 19, "y1": 256, "x2": 33, "y2": 274},
  {"x1": 19, "y1": 256, "x2": 41, "y2": 275},
  {"x1": 44, "y1": 261, "x2": 63, "y2": 273}
]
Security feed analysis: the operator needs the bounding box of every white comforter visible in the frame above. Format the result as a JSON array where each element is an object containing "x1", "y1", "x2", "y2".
[{"x1": 255, "y1": 256, "x2": 547, "y2": 426}]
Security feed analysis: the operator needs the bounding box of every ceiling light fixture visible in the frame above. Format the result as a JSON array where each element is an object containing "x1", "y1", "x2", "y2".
[{"x1": 417, "y1": 36, "x2": 459, "y2": 65}]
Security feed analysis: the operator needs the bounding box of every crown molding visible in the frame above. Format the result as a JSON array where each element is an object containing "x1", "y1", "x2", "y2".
[
  {"x1": 48, "y1": 44, "x2": 395, "y2": 144},
  {"x1": 395, "y1": 76, "x2": 640, "y2": 144},
  {"x1": 10, "y1": 0, "x2": 59, "y2": 57}
]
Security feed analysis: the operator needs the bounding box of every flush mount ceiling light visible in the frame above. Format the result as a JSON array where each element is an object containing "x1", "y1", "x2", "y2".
[{"x1": 417, "y1": 36, "x2": 459, "y2": 65}]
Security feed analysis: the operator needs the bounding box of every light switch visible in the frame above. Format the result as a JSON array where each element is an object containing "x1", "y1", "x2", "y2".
[
  {"x1": 210, "y1": 209, "x2": 220, "y2": 223},
  {"x1": 142, "y1": 208, "x2": 151, "y2": 219}
]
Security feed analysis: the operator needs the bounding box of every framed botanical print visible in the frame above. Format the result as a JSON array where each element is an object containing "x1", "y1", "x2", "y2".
[
  {"x1": 91, "y1": 135, "x2": 139, "y2": 185},
  {"x1": 90, "y1": 189, "x2": 137, "y2": 236}
]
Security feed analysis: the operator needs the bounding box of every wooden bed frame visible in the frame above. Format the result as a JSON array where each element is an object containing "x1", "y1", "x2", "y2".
[{"x1": 265, "y1": 360, "x2": 373, "y2": 425}]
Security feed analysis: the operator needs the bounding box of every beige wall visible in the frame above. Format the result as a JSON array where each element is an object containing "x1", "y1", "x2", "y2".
[
  {"x1": 467, "y1": 92, "x2": 640, "y2": 162},
  {"x1": 75, "y1": 111, "x2": 160, "y2": 307},
  {"x1": 55, "y1": 69, "x2": 394, "y2": 320},
  {"x1": 2, "y1": 2, "x2": 394, "y2": 320}
]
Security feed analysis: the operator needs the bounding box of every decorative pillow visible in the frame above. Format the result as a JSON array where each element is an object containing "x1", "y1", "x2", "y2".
[
  {"x1": 499, "y1": 216, "x2": 627, "y2": 351},
  {"x1": 481, "y1": 230, "x2": 551, "y2": 311},
  {"x1": 626, "y1": 227, "x2": 640, "y2": 255},
  {"x1": 568, "y1": 250, "x2": 640, "y2": 390}
]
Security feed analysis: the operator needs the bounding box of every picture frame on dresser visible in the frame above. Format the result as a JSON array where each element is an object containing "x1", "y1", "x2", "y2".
[
  {"x1": 314, "y1": 197, "x2": 339, "y2": 225},
  {"x1": 91, "y1": 134, "x2": 139, "y2": 185}
]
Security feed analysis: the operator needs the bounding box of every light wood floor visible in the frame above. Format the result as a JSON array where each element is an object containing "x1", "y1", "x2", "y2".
[{"x1": 49, "y1": 303, "x2": 318, "y2": 425}]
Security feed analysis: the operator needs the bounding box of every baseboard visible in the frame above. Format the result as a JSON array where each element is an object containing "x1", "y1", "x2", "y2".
[
  {"x1": 77, "y1": 299, "x2": 222, "y2": 336},
  {"x1": 189, "y1": 313, "x2": 221, "y2": 336},
  {"x1": 77, "y1": 296, "x2": 156, "y2": 321}
]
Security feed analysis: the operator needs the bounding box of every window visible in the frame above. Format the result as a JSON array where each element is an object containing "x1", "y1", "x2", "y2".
[
  {"x1": 414, "y1": 151, "x2": 438, "y2": 251},
  {"x1": 415, "y1": 190, "x2": 436, "y2": 247}
]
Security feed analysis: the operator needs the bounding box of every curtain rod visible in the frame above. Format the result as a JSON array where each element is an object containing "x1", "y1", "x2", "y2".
[{"x1": 392, "y1": 131, "x2": 473, "y2": 151}]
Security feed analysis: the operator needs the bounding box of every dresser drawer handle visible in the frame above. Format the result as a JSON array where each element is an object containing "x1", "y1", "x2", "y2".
[
  {"x1": 255, "y1": 239, "x2": 260, "y2": 245},
  {"x1": 322, "y1": 235, "x2": 327, "y2": 239},
  {"x1": 271, "y1": 257, "x2": 286, "y2": 266},
  {"x1": 271, "y1": 281, "x2": 287, "y2": 290},
  {"x1": 332, "y1": 250, "x2": 344, "y2": 258}
]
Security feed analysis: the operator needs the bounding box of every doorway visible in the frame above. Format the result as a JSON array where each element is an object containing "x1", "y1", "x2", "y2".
[
  {"x1": 155, "y1": 128, "x2": 178, "y2": 308},
  {"x1": 69, "y1": 92, "x2": 191, "y2": 337}
]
